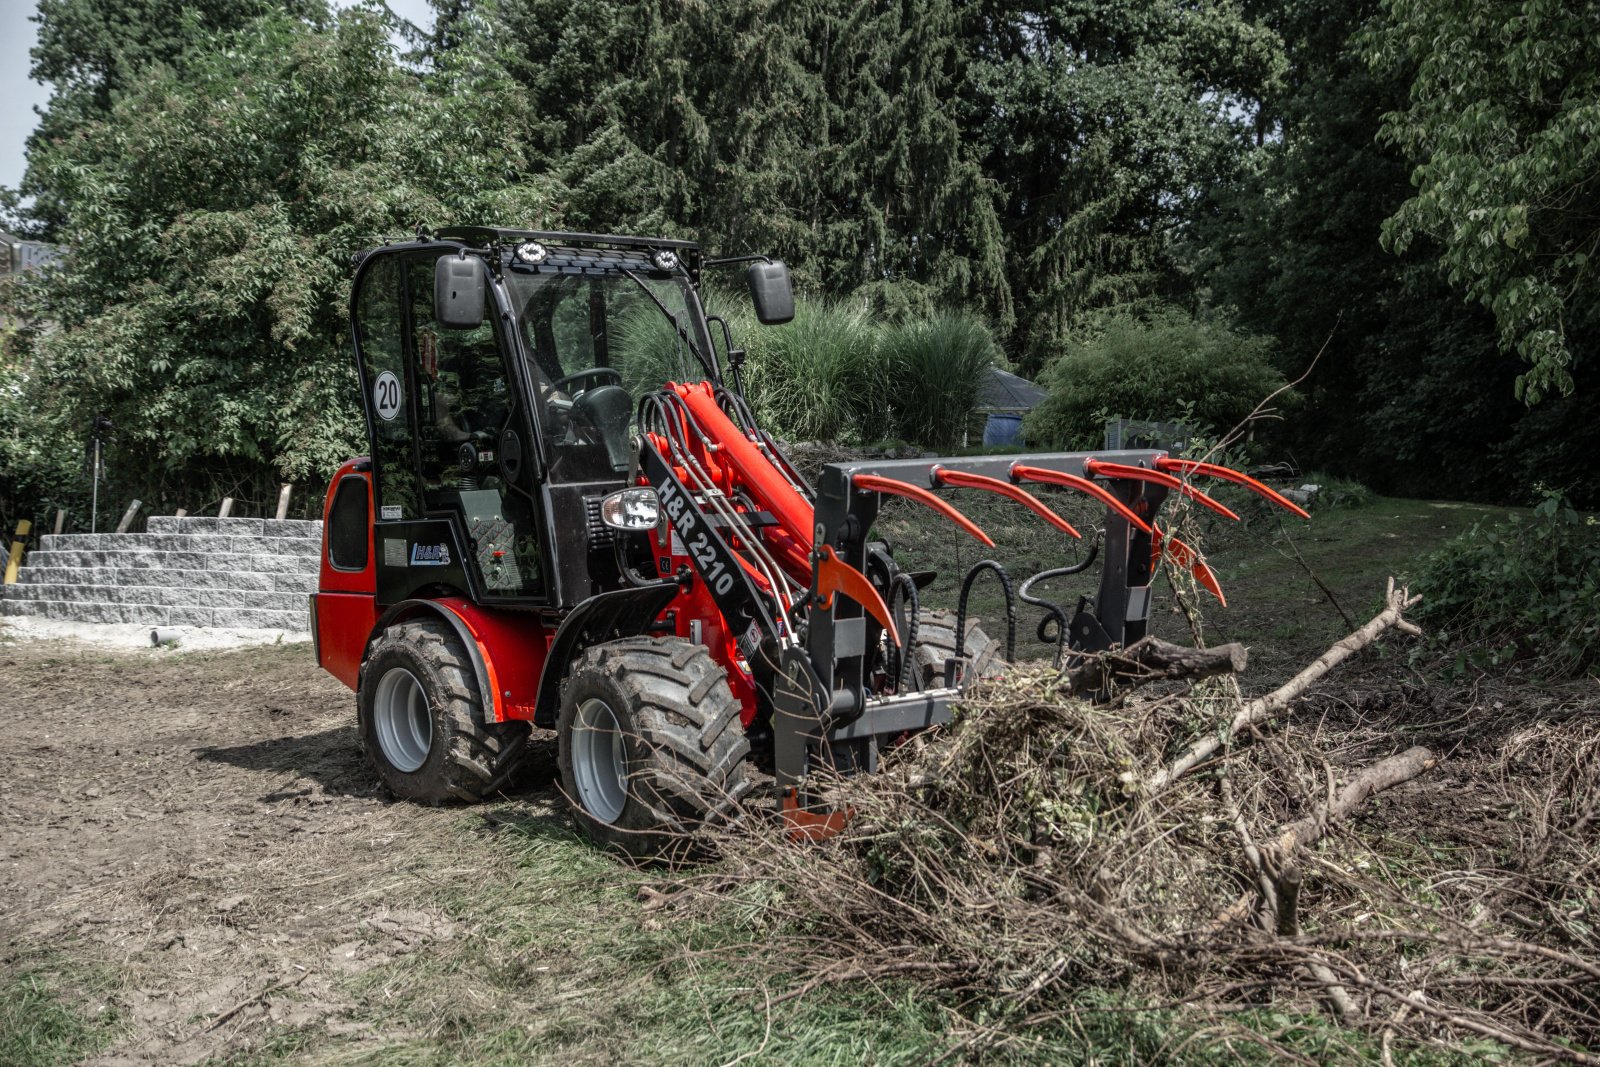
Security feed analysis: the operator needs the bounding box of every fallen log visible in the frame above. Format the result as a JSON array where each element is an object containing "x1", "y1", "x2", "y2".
[
  {"x1": 1063, "y1": 636, "x2": 1247, "y2": 698},
  {"x1": 1271, "y1": 746, "x2": 1439, "y2": 855},
  {"x1": 1149, "y1": 578, "x2": 1421, "y2": 796}
]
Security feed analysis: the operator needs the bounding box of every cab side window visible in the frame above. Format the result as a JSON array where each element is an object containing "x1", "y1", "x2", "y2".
[
  {"x1": 354, "y1": 256, "x2": 418, "y2": 521},
  {"x1": 407, "y1": 255, "x2": 545, "y2": 598}
]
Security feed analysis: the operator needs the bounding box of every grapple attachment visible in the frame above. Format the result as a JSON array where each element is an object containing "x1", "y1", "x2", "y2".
[{"x1": 631, "y1": 381, "x2": 1303, "y2": 823}]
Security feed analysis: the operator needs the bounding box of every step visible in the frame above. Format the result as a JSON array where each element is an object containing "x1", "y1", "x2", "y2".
[
  {"x1": 4, "y1": 582, "x2": 307, "y2": 611},
  {"x1": 19, "y1": 548, "x2": 319, "y2": 575},
  {"x1": 0, "y1": 598, "x2": 308, "y2": 630},
  {"x1": 10, "y1": 566, "x2": 292, "y2": 593},
  {"x1": 146, "y1": 517, "x2": 322, "y2": 538},
  {"x1": 38, "y1": 532, "x2": 320, "y2": 555}
]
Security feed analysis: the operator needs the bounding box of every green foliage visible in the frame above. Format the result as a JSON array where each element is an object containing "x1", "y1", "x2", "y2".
[
  {"x1": 0, "y1": 968, "x2": 118, "y2": 1067},
  {"x1": 974, "y1": 2, "x2": 1286, "y2": 370},
  {"x1": 1371, "y1": 0, "x2": 1600, "y2": 403},
  {"x1": 1304, "y1": 472, "x2": 1376, "y2": 511},
  {"x1": 4, "y1": 8, "x2": 554, "y2": 519},
  {"x1": 1415, "y1": 492, "x2": 1600, "y2": 676},
  {"x1": 739, "y1": 298, "x2": 883, "y2": 445},
  {"x1": 878, "y1": 313, "x2": 1001, "y2": 451},
  {"x1": 1025, "y1": 306, "x2": 1290, "y2": 451}
]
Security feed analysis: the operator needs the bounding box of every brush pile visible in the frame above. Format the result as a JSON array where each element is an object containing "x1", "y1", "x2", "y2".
[{"x1": 665, "y1": 581, "x2": 1600, "y2": 1062}]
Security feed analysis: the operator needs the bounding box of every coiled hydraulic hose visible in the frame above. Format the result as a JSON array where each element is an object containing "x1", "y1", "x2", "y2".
[
  {"x1": 1018, "y1": 540, "x2": 1101, "y2": 668},
  {"x1": 955, "y1": 560, "x2": 1017, "y2": 682},
  {"x1": 885, "y1": 571, "x2": 921, "y2": 691}
]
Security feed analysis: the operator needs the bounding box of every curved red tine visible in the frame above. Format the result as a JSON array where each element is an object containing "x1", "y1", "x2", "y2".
[
  {"x1": 1152, "y1": 524, "x2": 1227, "y2": 606},
  {"x1": 933, "y1": 467, "x2": 1082, "y2": 539},
  {"x1": 1155, "y1": 457, "x2": 1312, "y2": 521},
  {"x1": 853, "y1": 473, "x2": 996, "y2": 547},
  {"x1": 1083, "y1": 460, "x2": 1241, "y2": 522},
  {"x1": 1010, "y1": 464, "x2": 1154, "y2": 533},
  {"x1": 815, "y1": 544, "x2": 900, "y2": 644}
]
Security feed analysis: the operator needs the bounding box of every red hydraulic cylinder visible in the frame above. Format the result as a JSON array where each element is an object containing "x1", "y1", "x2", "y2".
[{"x1": 674, "y1": 382, "x2": 818, "y2": 552}]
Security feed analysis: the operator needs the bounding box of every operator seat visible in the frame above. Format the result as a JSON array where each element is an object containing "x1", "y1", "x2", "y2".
[{"x1": 574, "y1": 384, "x2": 634, "y2": 472}]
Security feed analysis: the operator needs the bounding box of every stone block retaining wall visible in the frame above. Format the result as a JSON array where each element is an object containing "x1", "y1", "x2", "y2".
[{"x1": 1, "y1": 516, "x2": 321, "y2": 631}]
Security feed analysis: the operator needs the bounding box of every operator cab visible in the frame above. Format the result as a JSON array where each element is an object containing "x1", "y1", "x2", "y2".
[{"x1": 348, "y1": 230, "x2": 716, "y2": 611}]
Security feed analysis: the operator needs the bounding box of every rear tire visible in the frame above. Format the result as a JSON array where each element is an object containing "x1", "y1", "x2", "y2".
[
  {"x1": 909, "y1": 609, "x2": 1002, "y2": 690},
  {"x1": 358, "y1": 619, "x2": 529, "y2": 803},
  {"x1": 557, "y1": 636, "x2": 750, "y2": 861}
]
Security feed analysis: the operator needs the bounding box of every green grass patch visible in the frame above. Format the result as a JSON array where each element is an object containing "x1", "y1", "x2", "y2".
[{"x1": 0, "y1": 963, "x2": 121, "y2": 1067}]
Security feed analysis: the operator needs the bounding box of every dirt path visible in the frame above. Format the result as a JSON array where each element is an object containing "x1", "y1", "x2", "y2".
[{"x1": 0, "y1": 634, "x2": 546, "y2": 1065}]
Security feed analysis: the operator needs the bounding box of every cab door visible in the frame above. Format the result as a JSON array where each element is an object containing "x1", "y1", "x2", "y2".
[{"x1": 402, "y1": 253, "x2": 549, "y2": 604}]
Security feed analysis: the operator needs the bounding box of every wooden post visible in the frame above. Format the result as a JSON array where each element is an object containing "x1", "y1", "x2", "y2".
[
  {"x1": 115, "y1": 499, "x2": 142, "y2": 534},
  {"x1": 218, "y1": 497, "x2": 234, "y2": 518},
  {"x1": 4, "y1": 519, "x2": 31, "y2": 584},
  {"x1": 174, "y1": 508, "x2": 187, "y2": 518},
  {"x1": 275, "y1": 484, "x2": 292, "y2": 521},
  {"x1": 53, "y1": 509, "x2": 65, "y2": 535}
]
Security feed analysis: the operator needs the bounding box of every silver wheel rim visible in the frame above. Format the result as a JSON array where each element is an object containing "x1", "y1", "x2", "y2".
[
  {"x1": 373, "y1": 667, "x2": 432, "y2": 773},
  {"x1": 572, "y1": 697, "x2": 628, "y2": 824}
]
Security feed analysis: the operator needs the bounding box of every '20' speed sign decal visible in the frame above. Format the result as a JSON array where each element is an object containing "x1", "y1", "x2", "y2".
[{"x1": 373, "y1": 370, "x2": 403, "y2": 422}]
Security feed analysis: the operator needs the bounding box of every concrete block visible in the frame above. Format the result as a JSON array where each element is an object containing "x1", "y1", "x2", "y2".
[
  {"x1": 165, "y1": 606, "x2": 216, "y2": 626},
  {"x1": 273, "y1": 572, "x2": 318, "y2": 592},
  {"x1": 263, "y1": 519, "x2": 322, "y2": 539},
  {"x1": 65, "y1": 601, "x2": 168, "y2": 625},
  {"x1": 0, "y1": 598, "x2": 46, "y2": 616},
  {"x1": 253, "y1": 554, "x2": 318, "y2": 575},
  {"x1": 220, "y1": 536, "x2": 283, "y2": 556},
  {"x1": 216, "y1": 518, "x2": 266, "y2": 536},
  {"x1": 221, "y1": 607, "x2": 309, "y2": 631}
]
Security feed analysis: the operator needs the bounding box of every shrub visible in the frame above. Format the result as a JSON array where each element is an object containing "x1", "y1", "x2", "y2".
[
  {"x1": 739, "y1": 298, "x2": 885, "y2": 444},
  {"x1": 1415, "y1": 491, "x2": 1600, "y2": 676},
  {"x1": 1024, "y1": 305, "x2": 1290, "y2": 451},
  {"x1": 879, "y1": 313, "x2": 1000, "y2": 451}
]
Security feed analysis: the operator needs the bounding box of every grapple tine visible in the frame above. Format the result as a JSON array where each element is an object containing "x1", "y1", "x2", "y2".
[
  {"x1": 814, "y1": 544, "x2": 900, "y2": 644},
  {"x1": 1083, "y1": 459, "x2": 1241, "y2": 522},
  {"x1": 853, "y1": 473, "x2": 995, "y2": 546},
  {"x1": 1155, "y1": 457, "x2": 1312, "y2": 520},
  {"x1": 1009, "y1": 464, "x2": 1154, "y2": 533},
  {"x1": 1152, "y1": 524, "x2": 1226, "y2": 606},
  {"x1": 933, "y1": 467, "x2": 1082, "y2": 539}
]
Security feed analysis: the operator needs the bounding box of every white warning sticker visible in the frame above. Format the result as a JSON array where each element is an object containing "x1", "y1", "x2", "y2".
[{"x1": 383, "y1": 538, "x2": 406, "y2": 567}]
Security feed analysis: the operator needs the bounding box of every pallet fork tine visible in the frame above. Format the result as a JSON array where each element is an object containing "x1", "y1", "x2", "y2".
[
  {"x1": 932, "y1": 467, "x2": 1082, "y2": 538},
  {"x1": 1083, "y1": 460, "x2": 1241, "y2": 522},
  {"x1": 1154, "y1": 457, "x2": 1312, "y2": 520}
]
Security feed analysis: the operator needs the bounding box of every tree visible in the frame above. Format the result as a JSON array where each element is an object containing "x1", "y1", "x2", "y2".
[
  {"x1": 14, "y1": 0, "x2": 322, "y2": 237},
  {"x1": 495, "y1": 0, "x2": 1010, "y2": 318},
  {"x1": 4, "y1": 8, "x2": 555, "y2": 519},
  {"x1": 970, "y1": 0, "x2": 1286, "y2": 371},
  {"x1": 1372, "y1": 0, "x2": 1600, "y2": 403}
]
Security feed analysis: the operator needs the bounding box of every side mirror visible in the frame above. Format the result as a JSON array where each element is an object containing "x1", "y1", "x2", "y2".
[
  {"x1": 435, "y1": 254, "x2": 485, "y2": 329},
  {"x1": 746, "y1": 260, "x2": 795, "y2": 325}
]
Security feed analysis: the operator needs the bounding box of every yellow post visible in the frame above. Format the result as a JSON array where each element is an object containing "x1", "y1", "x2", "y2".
[{"x1": 4, "y1": 519, "x2": 31, "y2": 584}]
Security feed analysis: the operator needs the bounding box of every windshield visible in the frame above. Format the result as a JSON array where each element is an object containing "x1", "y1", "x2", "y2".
[{"x1": 503, "y1": 262, "x2": 710, "y2": 481}]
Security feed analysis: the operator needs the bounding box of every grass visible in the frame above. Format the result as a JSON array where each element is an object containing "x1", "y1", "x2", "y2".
[
  {"x1": 0, "y1": 962, "x2": 121, "y2": 1067},
  {"x1": 25, "y1": 491, "x2": 1526, "y2": 1066}
]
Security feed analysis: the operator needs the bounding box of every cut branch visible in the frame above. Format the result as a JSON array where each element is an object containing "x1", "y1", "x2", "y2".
[
  {"x1": 1064, "y1": 636, "x2": 1247, "y2": 698},
  {"x1": 1149, "y1": 579, "x2": 1421, "y2": 795}
]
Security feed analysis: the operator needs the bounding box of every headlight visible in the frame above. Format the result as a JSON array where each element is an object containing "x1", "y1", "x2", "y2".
[
  {"x1": 599, "y1": 488, "x2": 660, "y2": 531},
  {"x1": 651, "y1": 249, "x2": 679, "y2": 271},
  {"x1": 515, "y1": 241, "x2": 548, "y2": 265}
]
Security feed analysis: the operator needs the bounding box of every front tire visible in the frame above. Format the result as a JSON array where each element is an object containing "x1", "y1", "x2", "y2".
[
  {"x1": 358, "y1": 619, "x2": 529, "y2": 803},
  {"x1": 909, "y1": 609, "x2": 1002, "y2": 689},
  {"x1": 557, "y1": 636, "x2": 751, "y2": 860}
]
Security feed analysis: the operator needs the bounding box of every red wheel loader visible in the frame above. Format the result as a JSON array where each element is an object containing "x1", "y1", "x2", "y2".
[{"x1": 310, "y1": 228, "x2": 1307, "y2": 856}]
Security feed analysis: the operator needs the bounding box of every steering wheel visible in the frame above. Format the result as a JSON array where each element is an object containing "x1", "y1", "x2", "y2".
[{"x1": 552, "y1": 367, "x2": 623, "y2": 394}]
